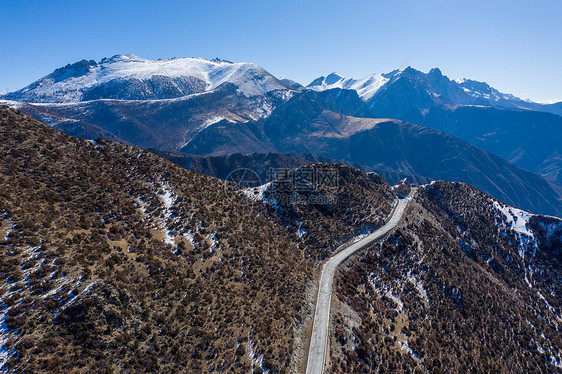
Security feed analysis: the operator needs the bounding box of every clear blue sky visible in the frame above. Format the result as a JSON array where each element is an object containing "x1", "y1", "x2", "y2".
[{"x1": 1, "y1": 0, "x2": 561, "y2": 102}]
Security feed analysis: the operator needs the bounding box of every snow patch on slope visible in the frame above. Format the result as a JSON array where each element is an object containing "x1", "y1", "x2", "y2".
[
  {"x1": 242, "y1": 182, "x2": 272, "y2": 201},
  {"x1": 407, "y1": 273, "x2": 429, "y2": 308},
  {"x1": 0, "y1": 100, "x2": 24, "y2": 110},
  {"x1": 369, "y1": 273, "x2": 404, "y2": 312},
  {"x1": 492, "y1": 199, "x2": 539, "y2": 262},
  {"x1": 159, "y1": 185, "x2": 177, "y2": 246},
  {"x1": 0, "y1": 308, "x2": 10, "y2": 370},
  {"x1": 246, "y1": 339, "x2": 268, "y2": 373},
  {"x1": 492, "y1": 200, "x2": 534, "y2": 238}
]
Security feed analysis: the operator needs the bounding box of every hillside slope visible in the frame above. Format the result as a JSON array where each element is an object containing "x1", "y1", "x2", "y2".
[
  {"x1": 0, "y1": 106, "x2": 402, "y2": 373},
  {"x1": 330, "y1": 182, "x2": 562, "y2": 373},
  {"x1": 0, "y1": 107, "x2": 311, "y2": 373}
]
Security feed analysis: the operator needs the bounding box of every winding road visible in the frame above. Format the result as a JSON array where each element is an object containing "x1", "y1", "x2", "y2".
[{"x1": 305, "y1": 197, "x2": 410, "y2": 374}]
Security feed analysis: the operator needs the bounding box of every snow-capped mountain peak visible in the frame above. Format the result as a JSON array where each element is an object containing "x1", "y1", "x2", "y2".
[
  {"x1": 4, "y1": 55, "x2": 292, "y2": 103},
  {"x1": 100, "y1": 53, "x2": 144, "y2": 63},
  {"x1": 307, "y1": 66, "x2": 539, "y2": 111},
  {"x1": 307, "y1": 72, "x2": 389, "y2": 101}
]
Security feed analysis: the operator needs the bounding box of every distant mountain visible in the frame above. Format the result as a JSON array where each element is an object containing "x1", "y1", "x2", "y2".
[
  {"x1": 308, "y1": 71, "x2": 391, "y2": 101},
  {"x1": 2, "y1": 83, "x2": 290, "y2": 151},
  {"x1": 2, "y1": 54, "x2": 293, "y2": 103},
  {"x1": 309, "y1": 67, "x2": 562, "y2": 183},
  {"x1": 419, "y1": 106, "x2": 562, "y2": 185},
  {"x1": 0, "y1": 55, "x2": 297, "y2": 151},
  {"x1": 3, "y1": 56, "x2": 562, "y2": 215},
  {"x1": 280, "y1": 78, "x2": 305, "y2": 90},
  {"x1": 308, "y1": 66, "x2": 562, "y2": 116},
  {"x1": 177, "y1": 89, "x2": 562, "y2": 217}
]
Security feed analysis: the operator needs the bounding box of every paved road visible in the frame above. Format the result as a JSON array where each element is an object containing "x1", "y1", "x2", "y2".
[{"x1": 305, "y1": 198, "x2": 410, "y2": 374}]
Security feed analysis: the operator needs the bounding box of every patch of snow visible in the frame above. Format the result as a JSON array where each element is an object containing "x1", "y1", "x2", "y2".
[
  {"x1": 0, "y1": 100, "x2": 23, "y2": 110},
  {"x1": 419, "y1": 180, "x2": 437, "y2": 189},
  {"x1": 537, "y1": 345, "x2": 545, "y2": 354},
  {"x1": 398, "y1": 339, "x2": 422, "y2": 361},
  {"x1": 369, "y1": 273, "x2": 404, "y2": 312},
  {"x1": 160, "y1": 187, "x2": 175, "y2": 214},
  {"x1": 158, "y1": 185, "x2": 177, "y2": 246},
  {"x1": 537, "y1": 291, "x2": 560, "y2": 321},
  {"x1": 42, "y1": 277, "x2": 77, "y2": 299},
  {"x1": 207, "y1": 233, "x2": 219, "y2": 249},
  {"x1": 58, "y1": 282, "x2": 97, "y2": 314},
  {"x1": 551, "y1": 353, "x2": 562, "y2": 369},
  {"x1": 246, "y1": 339, "x2": 267, "y2": 373},
  {"x1": 1, "y1": 222, "x2": 12, "y2": 242},
  {"x1": 407, "y1": 273, "x2": 429, "y2": 307},
  {"x1": 242, "y1": 182, "x2": 272, "y2": 201},
  {"x1": 199, "y1": 116, "x2": 227, "y2": 130},
  {"x1": 351, "y1": 233, "x2": 369, "y2": 243},
  {"x1": 136, "y1": 197, "x2": 148, "y2": 216},
  {"x1": 492, "y1": 200, "x2": 537, "y2": 255},
  {"x1": 183, "y1": 232, "x2": 195, "y2": 247},
  {"x1": 0, "y1": 308, "x2": 10, "y2": 369},
  {"x1": 297, "y1": 228, "x2": 307, "y2": 239}
]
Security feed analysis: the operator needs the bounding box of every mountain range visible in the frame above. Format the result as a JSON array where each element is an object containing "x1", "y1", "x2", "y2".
[
  {"x1": 1, "y1": 54, "x2": 561, "y2": 218},
  {"x1": 308, "y1": 67, "x2": 562, "y2": 116},
  {"x1": 309, "y1": 67, "x2": 562, "y2": 185}
]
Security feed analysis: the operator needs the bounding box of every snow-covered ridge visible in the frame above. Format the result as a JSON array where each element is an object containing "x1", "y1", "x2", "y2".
[
  {"x1": 492, "y1": 200, "x2": 535, "y2": 238},
  {"x1": 454, "y1": 77, "x2": 519, "y2": 102},
  {"x1": 307, "y1": 67, "x2": 534, "y2": 108},
  {"x1": 492, "y1": 199, "x2": 542, "y2": 272},
  {"x1": 308, "y1": 72, "x2": 389, "y2": 101},
  {"x1": 6, "y1": 54, "x2": 292, "y2": 103}
]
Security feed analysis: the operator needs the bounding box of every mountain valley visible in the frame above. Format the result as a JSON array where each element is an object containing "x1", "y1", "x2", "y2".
[
  {"x1": 3, "y1": 55, "x2": 562, "y2": 218},
  {"x1": 1, "y1": 53, "x2": 562, "y2": 373},
  {"x1": 1, "y1": 106, "x2": 561, "y2": 372}
]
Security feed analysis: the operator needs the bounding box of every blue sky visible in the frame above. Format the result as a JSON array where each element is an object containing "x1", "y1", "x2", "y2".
[{"x1": 1, "y1": 0, "x2": 561, "y2": 102}]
